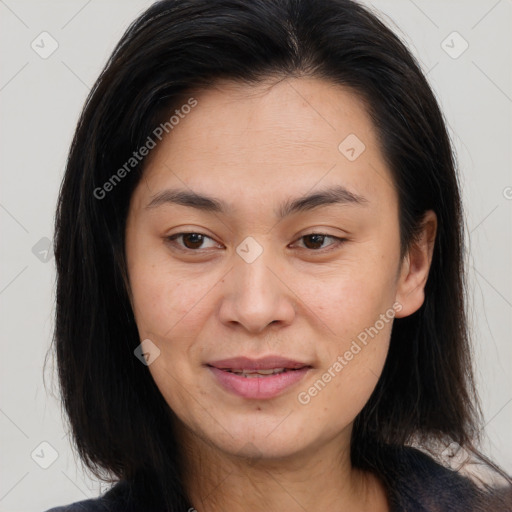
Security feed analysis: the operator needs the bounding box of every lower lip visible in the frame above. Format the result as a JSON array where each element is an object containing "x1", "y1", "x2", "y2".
[{"x1": 208, "y1": 366, "x2": 310, "y2": 399}]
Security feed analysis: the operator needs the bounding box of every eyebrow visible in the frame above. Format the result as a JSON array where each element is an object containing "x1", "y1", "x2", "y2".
[{"x1": 145, "y1": 184, "x2": 368, "y2": 218}]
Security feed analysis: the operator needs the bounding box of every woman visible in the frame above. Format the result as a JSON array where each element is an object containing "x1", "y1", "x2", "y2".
[{"x1": 46, "y1": 0, "x2": 512, "y2": 510}]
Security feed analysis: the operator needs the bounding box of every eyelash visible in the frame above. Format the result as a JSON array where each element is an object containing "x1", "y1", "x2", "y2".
[{"x1": 165, "y1": 232, "x2": 347, "y2": 253}]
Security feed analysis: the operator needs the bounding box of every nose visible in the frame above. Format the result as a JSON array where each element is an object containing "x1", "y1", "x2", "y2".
[{"x1": 218, "y1": 245, "x2": 296, "y2": 333}]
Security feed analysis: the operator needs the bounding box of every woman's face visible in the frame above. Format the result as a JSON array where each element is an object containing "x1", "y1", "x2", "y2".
[{"x1": 125, "y1": 77, "x2": 428, "y2": 460}]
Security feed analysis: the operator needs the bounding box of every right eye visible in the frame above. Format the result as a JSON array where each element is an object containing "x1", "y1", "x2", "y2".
[
  {"x1": 166, "y1": 232, "x2": 223, "y2": 251},
  {"x1": 166, "y1": 232, "x2": 224, "y2": 252}
]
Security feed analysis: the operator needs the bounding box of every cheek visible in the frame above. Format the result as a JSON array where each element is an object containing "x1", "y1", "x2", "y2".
[
  {"x1": 128, "y1": 263, "x2": 210, "y2": 416},
  {"x1": 296, "y1": 258, "x2": 398, "y2": 342},
  {"x1": 128, "y1": 256, "x2": 215, "y2": 340},
  {"x1": 305, "y1": 345, "x2": 389, "y2": 436},
  {"x1": 292, "y1": 255, "x2": 397, "y2": 412},
  {"x1": 296, "y1": 302, "x2": 393, "y2": 432}
]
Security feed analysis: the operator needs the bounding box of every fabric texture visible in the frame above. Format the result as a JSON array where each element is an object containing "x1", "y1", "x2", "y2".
[{"x1": 44, "y1": 445, "x2": 512, "y2": 512}]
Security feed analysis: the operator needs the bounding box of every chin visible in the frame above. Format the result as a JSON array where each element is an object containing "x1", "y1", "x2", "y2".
[
  {"x1": 201, "y1": 412, "x2": 316, "y2": 461},
  {"x1": 223, "y1": 434, "x2": 306, "y2": 462}
]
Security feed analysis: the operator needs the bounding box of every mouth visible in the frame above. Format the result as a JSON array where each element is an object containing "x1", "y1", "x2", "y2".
[
  {"x1": 207, "y1": 356, "x2": 310, "y2": 374},
  {"x1": 206, "y1": 356, "x2": 312, "y2": 399},
  {"x1": 214, "y1": 367, "x2": 308, "y2": 378}
]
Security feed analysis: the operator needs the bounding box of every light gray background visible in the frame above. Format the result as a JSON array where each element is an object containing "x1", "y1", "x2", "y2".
[{"x1": 0, "y1": 1, "x2": 511, "y2": 511}]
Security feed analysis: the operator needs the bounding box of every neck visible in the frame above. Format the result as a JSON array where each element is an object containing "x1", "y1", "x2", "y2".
[{"x1": 177, "y1": 425, "x2": 389, "y2": 512}]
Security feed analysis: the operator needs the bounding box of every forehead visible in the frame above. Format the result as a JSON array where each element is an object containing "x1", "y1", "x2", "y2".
[
  {"x1": 135, "y1": 77, "x2": 397, "y2": 213},
  {"x1": 167, "y1": 77, "x2": 375, "y2": 155}
]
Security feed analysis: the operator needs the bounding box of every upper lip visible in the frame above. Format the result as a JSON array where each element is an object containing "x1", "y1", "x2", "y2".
[{"x1": 207, "y1": 356, "x2": 311, "y2": 370}]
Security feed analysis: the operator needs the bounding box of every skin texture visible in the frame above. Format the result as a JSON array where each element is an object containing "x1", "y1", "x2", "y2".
[{"x1": 125, "y1": 77, "x2": 437, "y2": 512}]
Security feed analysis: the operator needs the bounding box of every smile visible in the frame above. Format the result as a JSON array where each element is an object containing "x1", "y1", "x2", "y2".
[{"x1": 206, "y1": 356, "x2": 312, "y2": 399}]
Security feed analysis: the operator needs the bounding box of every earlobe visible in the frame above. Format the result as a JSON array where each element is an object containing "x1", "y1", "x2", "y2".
[{"x1": 394, "y1": 210, "x2": 437, "y2": 318}]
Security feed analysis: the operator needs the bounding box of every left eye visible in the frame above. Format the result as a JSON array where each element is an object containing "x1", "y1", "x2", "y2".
[{"x1": 292, "y1": 233, "x2": 344, "y2": 251}]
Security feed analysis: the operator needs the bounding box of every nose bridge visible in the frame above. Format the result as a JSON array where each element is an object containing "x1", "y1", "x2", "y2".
[
  {"x1": 236, "y1": 248, "x2": 273, "y2": 297},
  {"x1": 219, "y1": 237, "x2": 295, "y2": 332}
]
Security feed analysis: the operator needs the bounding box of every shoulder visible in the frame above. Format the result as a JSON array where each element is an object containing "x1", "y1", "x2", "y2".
[
  {"x1": 378, "y1": 444, "x2": 512, "y2": 512},
  {"x1": 44, "y1": 448, "x2": 512, "y2": 512},
  {"x1": 43, "y1": 481, "x2": 132, "y2": 512}
]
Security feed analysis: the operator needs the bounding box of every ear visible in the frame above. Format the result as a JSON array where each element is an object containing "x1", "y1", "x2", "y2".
[{"x1": 394, "y1": 210, "x2": 437, "y2": 318}]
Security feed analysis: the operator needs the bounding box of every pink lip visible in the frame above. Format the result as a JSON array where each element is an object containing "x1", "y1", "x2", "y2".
[{"x1": 207, "y1": 356, "x2": 312, "y2": 399}]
